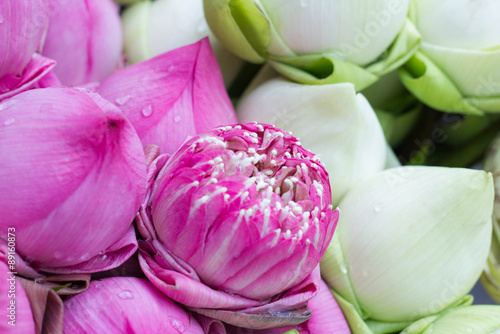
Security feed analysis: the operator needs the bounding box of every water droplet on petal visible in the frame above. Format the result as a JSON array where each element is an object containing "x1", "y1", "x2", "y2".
[
  {"x1": 374, "y1": 205, "x2": 381, "y2": 212},
  {"x1": 340, "y1": 263, "x2": 348, "y2": 274},
  {"x1": 115, "y1": 95, "x2": 131, "y2": 106},
  {"x1": 3, "y1": 118, "x2": 15, "y2": 126},
  {"x1": 0, "y1": 14, "x2": 4, "y2": 24},
  {"x1": 0, "y1": 99, "x2": 16, "y2": 111},
  {"x1": 118, "y1": 290, "x2": 134, "y2": 300},
  {"x1": 300, "y1": 0, "x2": 308, "y2": 7},
  {"x1": 169, "y1": 317, "x2": 185, "y2": 333},
  {"x1": 174, "y1": 115, "x2": 181, "y2": 123},
  {"x1": 142, "y1": 105, "x2": 153, "y2": 117},
  {"x1": 168, "y1": 65, "x2": 175, "y2": 72},
  {"x1": 94, "y1": 282, "x2": 103, "y2": 289}
]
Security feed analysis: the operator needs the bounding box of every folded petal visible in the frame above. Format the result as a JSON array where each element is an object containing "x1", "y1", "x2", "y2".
[
  {"x1": 0, "y1": 87, "x2": 146, "y2": 270},
  {"x1": 42, "y1": 0, "x2": 122, "y2": 85},
  {"x1": 97, "y1": 38, "x2": 237, "y2": 154},
  {"x1": 0, "y1": 0, "x2": 49, "y2": 78}
]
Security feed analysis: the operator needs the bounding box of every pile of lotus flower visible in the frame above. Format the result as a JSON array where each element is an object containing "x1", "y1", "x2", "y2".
[{"x1": 1, "y1": 0, "x2": 500, "y2": 333}]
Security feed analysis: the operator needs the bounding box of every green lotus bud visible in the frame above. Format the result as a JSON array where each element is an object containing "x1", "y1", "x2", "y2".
[
  {"x1": 402, "y1": 305, "x2": 500, "y2": 334},
  {"x1": 482, "y1": 134, "x2": 500, "y2": 304},
  {"x1": 321, "y1": 166, "x2": 494, "y2": 333},
  {"x1": 204, "y1": 0, "x2": 421, "y2": 90},
  {"x1": 400, "y1": 0, "x2": 500, "y2": 115}
]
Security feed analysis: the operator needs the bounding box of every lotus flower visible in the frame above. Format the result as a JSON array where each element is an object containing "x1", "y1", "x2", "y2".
[
  {"x1": 0, "y1": 0, "x2": 56, "y2": 101},
  {"x1": 400, "y1": 0, "x2": 500, "y2": 115},
  {"x1": 402, "y1": 305, "x2": 500, "y2": 334},
  {"x1": 321, "y1": 167, "x2": 494, "y2": 333},
  {"x1": 224, "y1": 280, "x2": 351, "y2": 334},
  {"x1": 0, "y1": 87, "x2": 146, "y2": 273},
  {"x1": 137, "y1": 123, "x2": 338, "y2": 329},
  {"x1": 63, "y1": 277, "x2": 208, "y2": 333},
  {"x1": 204, "y1": 0, "x2": 420, "y2": 90},
  {"x1": 237, "y1": 66, "x2": 386, "y2": 205},
  {"x1": 41, "y1": 0, "x2": 122, "y2": 86},
  {"x1": 121, "y1": 0, "x2": 244, "y2": 86},
  {"x1": 97, "y1": 38, "x2": 237, "y2": 155}
]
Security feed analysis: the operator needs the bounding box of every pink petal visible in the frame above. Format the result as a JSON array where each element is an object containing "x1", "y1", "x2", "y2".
[
  {"x1": 0, "y1": 53, "x2": 55, "y2": 101},
  {"x1": 0, "y1": 0, "x2": 49, "y2": 78},
  {"x1": 38, "y1": 225, "x2": 138, "y2": 274},
  {"x1": 63, "y1": 277, "x2": 205, "y2": 333},
  {"x1": 42, "y1": 0, "x2": 122, "y2": 85},
  {"x1": 0, "y1": 88, "x2": 146, "y2": 269},
  {"x1": 97, "y1": 38, "x2": 237, "y2": 154},
  {"x1": 0, "y1": 262, "x2": 36, "y2": 333}
]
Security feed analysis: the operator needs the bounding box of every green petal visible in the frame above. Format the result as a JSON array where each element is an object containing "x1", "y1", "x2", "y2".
[
  {"x1": 467, "y1": 95, "x2": 500, "y2": 113},
  {"x1": 399, "y1": 52, "x2": 484, "y2": 115},
  {"x1": 332, "y1": 291, "x2": 374, "y2": 334},
  {"x1": 321, "y1": 233, "x2": 366, "y2": 318},
  {"x1": 203, "y1": 0, "x2": 269, "y2": 63},
  {"x1": 268, "y1": 54, "x2": 378, "y2": 91},
  {"x1": 366, "y1": 19, "x2": 421, "y2": 77}
]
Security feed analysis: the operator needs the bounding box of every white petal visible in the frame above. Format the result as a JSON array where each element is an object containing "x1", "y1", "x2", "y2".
[
  {"x1": 237, "y1": 75, "x2": 386, "y2": 205},
  {"x1": 411, "y1": 0, "x2": 500, "y2": 50},
  {"x1": 421, "y1": 43, "x2": 500, "y2": 97},
  {"x1": 337, "y1": 167, "x2": 493, "y2": 321},
  {"x1": 257, "y1": 0, "x2": 410, "y2": 65}
]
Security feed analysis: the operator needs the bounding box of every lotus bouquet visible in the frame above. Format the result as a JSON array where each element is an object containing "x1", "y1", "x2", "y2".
[{"x1": 1, "y1": 0, "x2": 500, "y2": 333}]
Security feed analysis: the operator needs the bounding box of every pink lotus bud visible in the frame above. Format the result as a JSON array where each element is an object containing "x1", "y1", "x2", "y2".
[
  {"x1": 97, "y1": 38, "x2": 237, "y2": 154},
  {"x1": 225, "y1": 280, "x2": 351, "y2": 334},
  {"x1": 0, "y1": 0, "x2": 55, "y2": 101},
  {"x1": 0, "y1": 87, "x2": 146, "y2": 273},
  {"x1": 42, "y1": 0, "x2": 122, "y2": 86},
  {"x1": 137, "y1": 123, "x2": 338, "y2": 329},
  {"x1": 63, "y1": 277, "x2": 205, "y2": 333}
]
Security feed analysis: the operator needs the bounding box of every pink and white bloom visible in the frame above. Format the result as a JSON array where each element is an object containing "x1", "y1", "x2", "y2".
[
  {"x1": 42, "y1": 0, "x2": 122, "y2": 86},
  {"x1": 137, "y1": 123, "x2": 338, "y2": 329},
  {"x1": 0, "y1": 0, "x2": 56, "y2": 101},
  {"x1": 63, "y1": 277, "x2": 207, "y2": 334},
  {"x1": 0, "y1": 87, "x2": 146, "y2": 273},
  {"x1": 97, "y1": 38, "x2": 237, "y2": 154}
]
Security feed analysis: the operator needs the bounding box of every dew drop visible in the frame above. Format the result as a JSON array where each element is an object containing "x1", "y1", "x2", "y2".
[
  {"x1": 118, "y1": 290, "x2": 134, "y2": 300},
  {"x1": 168, "y1": 65, "x2": 175, "y2": 72},
  {"x1": 340, "y1": 263, "x2": 348, "y2": 274},
  {"x1": 174, "y1": 115, "x2": 181, "y2": 123},
  {"x1": 115, "y1": 95, "x2": 131, "y2": 106},
  {"x1": 0, "y1": 14, "x2": 4, "y2": 24},
  {"x1": 94, "y1": 282, "x2": 103, "y2": 289},
  {"x1": 374, "y1": 204, "x2": 381, "y2": 212},
  {"x1": 169, "y1": 317, "x2": 185, "y2": 333},
  {"x1": 300, "y1": 0, "x2": 308, "y2": 7},
  {"x1": 0, "y1": 99, "x2": 16, "y2": 111},
  {"x1": 3, "y1": 118, "x2": 15, "y2": 126},
  {"x1": 142, "y1": 105, "x2": 153, "y2": 117}
]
